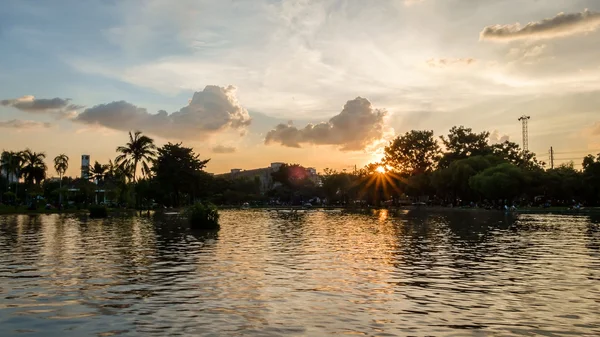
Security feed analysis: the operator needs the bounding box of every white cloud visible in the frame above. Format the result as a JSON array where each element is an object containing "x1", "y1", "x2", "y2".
[
  {"x1": 60, "y1": 0, "x2": 600, "y2": 138},
  {"x1": 0, "y1": 119, "x2": 51, "y2": 129},
  {"x1": 265, "y1": 97, "x2": 388, "y2": 151},
  {"x1": 66, "y1": 0, "x2": 446, "y2": 118},
  {"x1": 489, "y1": 130, "x2": 510, "y2": 144},
  {"x1": 404, "y1": 0, "x2": 424, "y2": 6},
  {"x1": 75, "y1": 85, "x2": 251, "y2": 140},
  {"x1": 426, "y1": 58, "x2": 476, "y2": 68}
]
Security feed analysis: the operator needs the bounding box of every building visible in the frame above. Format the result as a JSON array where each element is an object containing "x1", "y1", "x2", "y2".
[
  {"x1": 81, "y1": 155, "x2": 90, "y2": 180},
  {"x1": 216, "y1": 165, "x2": 277, "y2": 193},
  {"x1": 306, "y1": 167, "x2": 321, "y2": 185},
  {"x1": 215, "y1": 162, "x2": 319, "y2": 193},
  {"x1": 1, "y1": 168, "x2": 19, "y2": 183}
]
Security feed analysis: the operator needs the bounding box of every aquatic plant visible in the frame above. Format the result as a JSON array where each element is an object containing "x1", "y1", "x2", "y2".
[
  {"x1": 185, "y1": 202, "x2": 220, "y2": 230},
  {"x1": 89, "y1": 205, "x2": 108, "y2": 218}
]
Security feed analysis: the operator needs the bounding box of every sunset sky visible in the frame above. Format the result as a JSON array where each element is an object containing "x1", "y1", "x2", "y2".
[{"x1": 2, "y1": 0, "x2": 600, "y2": 177}]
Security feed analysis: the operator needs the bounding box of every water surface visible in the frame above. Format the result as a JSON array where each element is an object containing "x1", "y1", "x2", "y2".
[{"x1": 1, "y1": 210, "x2": 599, "y2": 336}]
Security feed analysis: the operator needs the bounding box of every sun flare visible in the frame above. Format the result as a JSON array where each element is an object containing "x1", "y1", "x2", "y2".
[{"x1": 376, "y1": 165, "x2": 386, "y2": 174}]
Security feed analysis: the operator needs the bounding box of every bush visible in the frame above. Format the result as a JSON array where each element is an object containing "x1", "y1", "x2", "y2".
[
  {"x1": 185, "y1": 202, "x2": 220, "y2": 230},
  {"x1": 89, "y1": 205, "x2": 108, "y2": 218}
]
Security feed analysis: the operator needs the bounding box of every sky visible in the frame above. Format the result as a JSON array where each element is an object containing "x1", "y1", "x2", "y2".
[{"x1": 2, "y1": 0, "x2": 600, "y2": 177}]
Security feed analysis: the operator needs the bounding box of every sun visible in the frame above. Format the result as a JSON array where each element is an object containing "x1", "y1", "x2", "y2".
[{"x1": 376, "y1": 165, "x2": 386, "y2": 174}]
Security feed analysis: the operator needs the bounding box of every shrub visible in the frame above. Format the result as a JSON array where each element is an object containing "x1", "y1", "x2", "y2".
[
  {"x1": 185, "y1": 202, "x2": 220, "y2": 230},
  {"x1": 89, "y1": 205, "x2": 108, "y2": 218}
]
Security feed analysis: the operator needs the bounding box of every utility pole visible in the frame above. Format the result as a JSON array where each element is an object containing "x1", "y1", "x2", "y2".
[
  {"x1": 518, "y1": 115, "x2": 531, "y2": 152},
  {"x1": 549, "y1": 146, "x2": 554, "y2": 169}
]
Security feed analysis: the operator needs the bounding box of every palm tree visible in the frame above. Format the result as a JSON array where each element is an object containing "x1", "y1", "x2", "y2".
[
  {"x1": 106, "y1": 159, "x2": 116, "y2": 178},
  {"x1": 90, "y1": 161, "x2": 108, "y2": 184},
  {"x1": 115, "y1": 131, "x2": 156, "y2": 182},
  {"x1": 53, "y1": 154, "x2": 69, "y2": 204},
  {"x1": 2, "y1": 151, "x2": 25, "y2": 201},
  {"x1": 1, "y1": 151, "x2": 24, "y2": 184},
  {"x1": 21, "y1": 149, "x2": 47, "y2": 186}
]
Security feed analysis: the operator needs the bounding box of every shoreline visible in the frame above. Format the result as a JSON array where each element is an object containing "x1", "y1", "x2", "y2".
[{"x1": 2, "y1": 205, "x2": 599, "y2": 216}]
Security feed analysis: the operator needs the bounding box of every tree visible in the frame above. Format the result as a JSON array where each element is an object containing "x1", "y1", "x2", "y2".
[
  {"x1": 271, "y1": 164, "x2": 309, "y2": 188},
  {"x1": 321, "y1": 168, "x2": 354, "y2": 204},
  {"x1": 1, "y1": 151, "x2": 24, "y2": 184},
  {"x1": 53, "y1": 154, "x2": 69, "y2": 205},
  {"x1": 469, "y1": 163, "x2": 527, "y2": 201},
  {"x1": 21, "y1": 149, "x2": 47, "y2": 186},
  {"x1": 491, "y1": 141, "x2": 545, "y2": 169},
  {"x1": 90, "y1": 161, "x2": 108, "y2": 184},
  {"x1": 269, "y1": 164, "x2": 318, "y2": 204},
  {"x1": 582, "y1": 153, "x2": 600, "y2": 205},
  {"x1": 439, "y1": 126, "x2": 491, "y2": 168},
  {"x1": 0, "y1": 174, "x2": 7, "y2": 203},
  {"x1": 542, "y1": 162, "x2": 584, "y2": 203},
  {"x1": 432, "y1": 155, "x2": 502, "y2": 204},
  {"x1": 115, "y1": 131, "x2": 156, "y2": 182},
  {"x1": 384, "y1": 130, "x2": 441, "y2": 175},
  {"x1": 152, "y1": 142, "x2": 210, "y2": 207}
]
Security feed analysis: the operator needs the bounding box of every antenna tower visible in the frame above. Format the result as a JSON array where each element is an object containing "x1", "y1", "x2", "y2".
[{"x1": 518, "y1": 115, "x2": 531, "y2": 152}]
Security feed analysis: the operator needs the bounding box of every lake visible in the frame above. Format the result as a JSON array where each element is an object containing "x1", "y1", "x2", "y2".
[{"x1": 1, "y1": 210, "x2": 599, "y2": 336}]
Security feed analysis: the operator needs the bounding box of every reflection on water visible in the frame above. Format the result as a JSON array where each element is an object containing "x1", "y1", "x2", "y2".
[{"x1": 1, "y1": 210, "x2": 599, "y2": 336}]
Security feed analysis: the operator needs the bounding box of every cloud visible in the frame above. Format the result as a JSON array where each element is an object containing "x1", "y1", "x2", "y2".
[
  {"x1": 480, "y1": 9, "x2": 600, "y2": 41},
  {"x1": 590, "y1": 122, "x2": 600, "y2": 136},
  {"x1": 212, "y1": 145, "x2": 237, "y2": 154},
  {"x1": 426, "y1": 58, "x2": 476, "y2": 68},
  {"x1": 75, "y1": 85, "x2": 251, "y2": 140},
  {"x1": 264, "y1": 97, "x2": 387, "y2": 151},
  {"x1": 404, "y1": 0, "x2": 424, "y2": 6},
  {"x1": 0, "y1": 119, "x2": 52, "y2": 129},
  {"x1": 507, "y1": 44, "x2": 549, "y2": 62},
  {"x1": 1, "y1": 95, "x2": 82, "y2": 119},
  {"x1": 489, "y1": 130, "x2": 510, "y2": 144}
]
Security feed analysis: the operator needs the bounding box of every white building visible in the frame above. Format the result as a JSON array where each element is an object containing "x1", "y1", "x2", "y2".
[
  {"x1": 81, "y1": 155, "x2": 90, "y2": 180},
  {"x1": 1, "y1": 157, "x2": 19, "y2": 183},
  {"x1": 1, "y1": 169, "x2": 19, "y2": 183}
]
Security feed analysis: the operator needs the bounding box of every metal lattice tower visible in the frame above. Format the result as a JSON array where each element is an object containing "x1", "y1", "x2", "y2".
[{"x1": 518, "y1": 115, "x2": 530, "y2": 152}]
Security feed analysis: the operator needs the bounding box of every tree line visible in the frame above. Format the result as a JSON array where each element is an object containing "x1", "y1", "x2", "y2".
[{"x1": 1, "y1": 126, "x2": 600, "y2": 209}]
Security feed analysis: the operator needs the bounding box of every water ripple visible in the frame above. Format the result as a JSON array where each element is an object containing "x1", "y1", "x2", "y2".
[{"x1": 0, "y1": 211, "x2": 599, "y2": 336}]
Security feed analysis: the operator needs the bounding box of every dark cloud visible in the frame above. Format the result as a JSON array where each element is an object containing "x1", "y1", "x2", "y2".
[
  {"x1": 1, "y1": 95, "x2": 82, "y2": 119},
  {"x1": 264, "y1": 97, "x2": 387, "y2": 151},
  {"x1": 0, "y1": 119, "x2": 52, "y2": 129},
  {"x1": 212, "y1": 145, "x2": 237, "y2": 153},
  {"x1": 426, "y1": 58, "x2": 476, "y2": 67},
  {"x1": 75, "y1": 85, "x2": 251, "y2": 140},
  {"x1": 481, "y1": 9, "x2": 600, "y2": 41}
]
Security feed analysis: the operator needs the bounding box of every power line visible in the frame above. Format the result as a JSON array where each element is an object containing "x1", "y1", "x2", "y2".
[
  {"x1": 554, "y1": 150, "x2": 600, "y2": 155},
  {"x1": 555, "y1": 157, "x2": 588, "y2": 161}
]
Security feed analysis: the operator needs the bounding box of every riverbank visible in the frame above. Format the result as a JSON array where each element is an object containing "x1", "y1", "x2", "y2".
[
  {"x1": 0, "y1": 206, "x2": 85, "y2": 215},
  {"x1": 218, "y1": 205, "x2": 600, "y2": 215},
  {"x1": 0, "y1": 205, "x2": 140, "y2": 216},
  {"x1": 2, "y1": 204, "x2": 599, "y2": 216}
]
